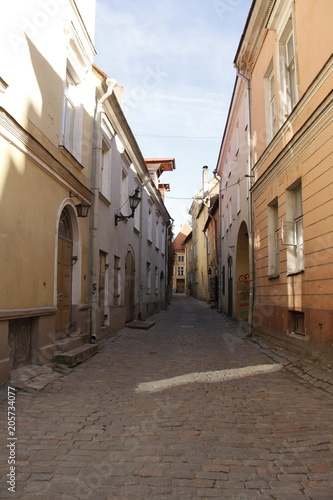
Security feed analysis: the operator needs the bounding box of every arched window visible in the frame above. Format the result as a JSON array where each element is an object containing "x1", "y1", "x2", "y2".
[{"x1": 58, "y1": 209, "x2": 72, "y2": 241}]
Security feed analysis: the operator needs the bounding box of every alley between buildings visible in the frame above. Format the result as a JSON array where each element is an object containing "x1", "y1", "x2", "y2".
[{"x1": 1, "y1": 294, "x2": 333, "y2": 499}]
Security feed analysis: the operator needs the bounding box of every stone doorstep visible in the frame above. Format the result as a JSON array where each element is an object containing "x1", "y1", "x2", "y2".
[
  {"x1": 55, "y1": 333, "x2": 90, "y2": 352},
  {"x1": 52, "y1": 343, "x2": 99, "y2": 368},
  {"x1": 126, "y1": 320, "x2": 155, "y2": 330}
]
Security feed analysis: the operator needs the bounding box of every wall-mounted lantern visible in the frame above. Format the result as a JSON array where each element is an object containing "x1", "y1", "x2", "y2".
[
  {"x1": 75, "y1": 202, "x2": 90, "y2": 218},
  {"x1": 115, "y1": 188, "x2": 141, "y2": 226}
]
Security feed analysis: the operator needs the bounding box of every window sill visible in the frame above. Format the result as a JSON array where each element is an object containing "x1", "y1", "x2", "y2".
[
  {"x1": 286, "y1": 269, "x2": 304, "y2": 277},
  {"x1": 99, "y1": 192, "x2": 111, "y2": 205},
  {"x1": 59, "y1": 145, "x2": 83, "y2": 170},
  {"x1": 268, "y1": 274, "x2": 280, "y2": 279}
]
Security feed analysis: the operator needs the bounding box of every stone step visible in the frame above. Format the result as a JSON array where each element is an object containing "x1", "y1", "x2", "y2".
[
  {"x1": 53, "y1": 343, "x2": 98, "y2": 368},
  {"x1": 55, "y1": 333, "x2": 90, "y2": 353}
]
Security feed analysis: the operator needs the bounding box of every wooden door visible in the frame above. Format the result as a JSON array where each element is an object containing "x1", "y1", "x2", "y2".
[{"x1": 56, "y1": 210, "x2": 73, "y2": 339}]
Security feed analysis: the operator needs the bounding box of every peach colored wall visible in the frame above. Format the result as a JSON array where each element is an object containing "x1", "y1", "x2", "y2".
[
  {"x1": 295, "y1": 0, "x2": 333, "y2": 95},
  {"x1": 251, "y1": 30, "x2": 276, "y2": 163}
]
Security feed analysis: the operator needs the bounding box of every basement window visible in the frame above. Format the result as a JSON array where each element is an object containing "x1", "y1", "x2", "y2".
[{"x1": 288, "y1": 311, "x2": 306, "y2": 337}]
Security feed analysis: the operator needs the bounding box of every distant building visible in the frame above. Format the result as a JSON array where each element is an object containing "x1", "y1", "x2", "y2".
[
  {"x1": 188, "y1": 167, "x2": 219, "y2": 302},
  {"x1": 215, "y1": 75, "x2": 251, "y2": 320},
  {"x1": 172, "y1": 224, "x2": 191, "y2": 294}
]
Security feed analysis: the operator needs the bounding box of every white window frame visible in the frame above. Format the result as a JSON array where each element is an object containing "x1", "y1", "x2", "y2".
[
  {"x1": 177, "y1": 266, "x2": 185, "y2": 277},
  {"x1": 264, "y1": 61, "x2": 277, "y2": 144},
  {"x1": 268, "y1": 198, "x2": 280, "y2": 277},
  {"x1": 279, "y1": 19, "x2": 297, "y2": 119},
  {"x1": 283, "y1": 181, "x2": 304, "y2": 274}
]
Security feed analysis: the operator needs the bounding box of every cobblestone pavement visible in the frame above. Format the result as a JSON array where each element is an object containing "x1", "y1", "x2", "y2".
[{"x1": 1, "y1": 295, "x2": 333, "y2": 500}]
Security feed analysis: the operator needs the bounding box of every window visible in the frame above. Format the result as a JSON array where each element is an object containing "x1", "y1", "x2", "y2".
[
  {"x1": 62, "y1": 71, "x2": 76, "y2": 153},
  {"x1": 178, "y1": 255, "x2": 185, "y2": 263},
  {"x1": 279, "y1": 18, "x2": 298, "y2": 119},
  {"x1": 235, "y1": 121, "x2": 239, "y2": 156},
  {"x1": 100, "y1": 138, "x2": 112, "y2": 200},
  {"x1": 61, "y1": 66, "x2": 83, "y2": 160},
  {"x1": 283, "y1": 180, "x2": 304, "y2": 274},
  {"x1": 267, "y1": 198, "x2": 280, "y2": 277},
  {"x1": 289, "y1": 311, "x2": 305, "y2": 336},
  {"x1": 177, "y1": 266, "x2": 185, "y2": 277},
  {"x1": 265, "y1": 61, "x2": 276, "y2": 143}
]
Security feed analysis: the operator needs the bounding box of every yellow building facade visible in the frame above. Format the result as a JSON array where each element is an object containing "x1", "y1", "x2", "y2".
[{"x1": 235, "y1": 0, "x2": 333, "y2": 364}]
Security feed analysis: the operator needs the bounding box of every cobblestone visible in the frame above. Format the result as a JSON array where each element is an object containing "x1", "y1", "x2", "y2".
[{"x1": 1, "y1": 295, "x2": 333, "y2": 499}]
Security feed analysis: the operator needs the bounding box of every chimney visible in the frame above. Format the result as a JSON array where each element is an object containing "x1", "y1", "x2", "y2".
[{"x1": 202, "y1": 165, "x2": 209, "y2": 197}]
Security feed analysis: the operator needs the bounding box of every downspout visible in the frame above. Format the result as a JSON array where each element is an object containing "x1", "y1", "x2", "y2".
[
  {"x1": 235, "y1": 68, "x2": 254, "y2": 336},
  {"x1": 138, "y1": 176, "x2": 153, "y2": 320},
  {"x1": 90, "y1": 78, "x2": 118, "y2": 342}
]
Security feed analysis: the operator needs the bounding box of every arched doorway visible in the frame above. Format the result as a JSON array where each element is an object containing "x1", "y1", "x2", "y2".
[
  {"x1": 125, "y1": 251, "x2": 135, "y2": 322},
  {"x1": 235, "y1": 221, "x2": 250, "y2": 321},
  {"x1": 56, "y1": 208, "x2": 73, "y2": 339}
]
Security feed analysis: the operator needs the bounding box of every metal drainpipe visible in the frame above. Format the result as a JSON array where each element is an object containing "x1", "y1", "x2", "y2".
[
  {"x1": 89, "y1": 78, "x2": 118, "y2": 342},
  {"x1": 236, "y1": 68, "x2": 254, "y2": 336},
  {"x1": 137, "y1": 177, "x2": 152, "y2": 320}
]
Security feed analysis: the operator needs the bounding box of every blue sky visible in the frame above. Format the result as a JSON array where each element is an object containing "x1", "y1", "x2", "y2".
[{"x1": 94, "y1": 0, "x2": 252, "y2": 232}]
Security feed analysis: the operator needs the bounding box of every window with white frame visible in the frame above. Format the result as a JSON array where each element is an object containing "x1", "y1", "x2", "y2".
[
  {"x1": 282, "y1": 180, "x2": 304, "y2": 274},
  {"x1": 177, "y1": 266, "x2": 185, "y2": 277},
  {"x1": 265, "y1": 61, "x2": 277, "y2": 144},
  {"x1": 177, "y1": 255, "x2": 185, "y2": 263},
  {"x1": 267, "y1": 197, "x2": 280, "y2": 277},
  {"x1": 100, "y1": 138, "x2": 112, "y2": 200},
  {"x1": 279, "y1": 17, "x2": 298, "y2": 120},
  {"x1": 62, "y1": 69, "x2": 78, "y2": 155}
]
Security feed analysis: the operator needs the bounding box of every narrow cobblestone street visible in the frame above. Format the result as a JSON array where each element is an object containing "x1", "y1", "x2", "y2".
[{"x1": 1, "y1": 295, "x2": 333, "y2": 499}]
